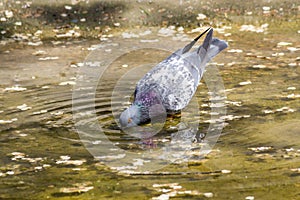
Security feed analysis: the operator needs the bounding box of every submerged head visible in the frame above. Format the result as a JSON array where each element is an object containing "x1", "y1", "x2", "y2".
[{"x1": 119, "y1": 104, "x2": 145, "y2": 128}]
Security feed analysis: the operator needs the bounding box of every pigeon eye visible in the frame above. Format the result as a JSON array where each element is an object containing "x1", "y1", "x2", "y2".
[{"x1": 128, "y1": 118, "x2": 132, "y2": 123}]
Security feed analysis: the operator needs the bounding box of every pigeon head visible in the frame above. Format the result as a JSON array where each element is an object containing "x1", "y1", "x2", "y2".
[{"x1": 119, "y1": 104, "x2": 148, "y2": 128}]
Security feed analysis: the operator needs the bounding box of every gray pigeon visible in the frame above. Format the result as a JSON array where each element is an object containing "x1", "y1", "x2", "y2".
[{"x1": 120, "y1": 28, "x2": 228, "y2": 127}]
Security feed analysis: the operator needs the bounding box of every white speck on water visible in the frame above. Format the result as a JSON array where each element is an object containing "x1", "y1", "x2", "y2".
[
  {"x1": 287, "y1": 47, "x2": 300, "y2": 52},
  {"x1": 287, "y1": 87, "x2": 296, "y2": 90},
  {"x1": 17, "y1": 104, "x2": 32, "y2": 111},
  {"x1": 262, "y1": 6, "x2": 270, "y2": 11},
  {"x1": 157, "y1": 27, "x2": 176, "y2": 37},
  {"x1": 5, "y1": 85, "x2": 27, "y2": 92},
  {"x1": 32, "y1": 50, "x2": 47, "y2": 56},
  {"x1": 122, "y1": 32, "x2": 139, "y2": 39},
  {"x1": 113, "y1": 22, "x2": 120, "y2": 27},
  {"x1": 248, "y1": 146, "x2": 273, "y2": 152},
  {"x1": 38, "y1": 56, "x2": 59, "y2": 61},
  {"x1": 288, "y1": 63, "x2": 297, "y2": 67},
  {"x1": 140, "y1": 39, "x2": 159, "y2": 43},
  {"x1": 139, "y1": 30, "x2": 152, "y2": 36},
  {"x1": 19, "y1": 133, "x2": 28, "y2": 137},
  {"x1": 34, "y1": 166, "x2": 43, "y2": 170},
  {"x1": 5, "y1": 10, "x2": 13, "y2": 18},
  {"x1": 32, "y1": 109, "x2": 48, "y2": 115},
  {"x1": 221, "y1": 169, "x2": 232, "y2": 174},
  {"x1": 196, "y1": 13, "x2": 207, "y2": 20},
  {"x1": 59, "y1": 81, "x2": 76, "y2": 86},
  {"x1": 263, "y1": 109, "x2": 274, "y2": 114},
  {"x1": 277, "y1": 42, "x2": 292, "y2": 46},
  {"x1": 64, "y1": 5, "x2": 72, "y2": 10},
  {"x1": 6, "y1": 171, "x2": 14, "y2": 175},
  {"x1": 203, "y1": 192, "x2": 214, "y2": 198},
  {"x1": 239, "y1": 80, "x2": 252, "y2": 86},
  {"x1": 60, "y1": 155, "x2": 71, "y2": 160},
  {"x1": 271, "y1": 52, "x2": 285, "y2": 57},
  {"x1": 240, "y1": 24, "x2": 268, "y2": 33},
  {"x1": 152, "y1": 194, "x2": 170, "y2": 200},
  {"x1": 15, "y1": 21, "x2": 22, "y2": 26},
  {"x1": 227, "y1": 49, "x2": 243, "y2": 53},
  {"x1": 28, "y1": 41, "x2": 43, "y2": 46},
  {"x1": 245, "y1": 196, "x2": 255, "y2": 200},
  {"x1": 253, "y1": 64, "x2": 266, "y2": 69},
  {"x1": 286, "y1": 94, "x2": 300, "y2": 99}
]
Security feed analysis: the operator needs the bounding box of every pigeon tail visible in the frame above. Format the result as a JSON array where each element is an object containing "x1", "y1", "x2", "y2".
[{"x1": 181, "y1": 27, "x2": 211, "y2": 54}]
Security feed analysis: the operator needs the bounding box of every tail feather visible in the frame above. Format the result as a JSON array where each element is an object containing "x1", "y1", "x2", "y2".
[{"x1": 181, "y1": 27, "x2": 211, "y2": 54}]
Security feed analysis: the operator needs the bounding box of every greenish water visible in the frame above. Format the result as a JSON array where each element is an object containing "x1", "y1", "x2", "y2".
[{"x1": 1, "y1": 0, "x2": 300, "y2": 199}]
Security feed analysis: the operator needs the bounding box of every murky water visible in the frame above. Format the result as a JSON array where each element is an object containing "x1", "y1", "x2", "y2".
[{"x1": 1, "y1": 11, "x2": 300, "y2": 200}]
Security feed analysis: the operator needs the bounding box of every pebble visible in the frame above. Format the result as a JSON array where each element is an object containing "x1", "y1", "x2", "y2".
[{"x1": 245, "y1": 196, "x2": 255, "y2": 200}]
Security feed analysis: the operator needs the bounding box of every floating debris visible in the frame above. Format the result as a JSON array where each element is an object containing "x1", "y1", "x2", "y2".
[
  {"x1": 287, "y1": 47, "x2": 300, "y2": 52},
  {"x1": 157, "y1": 27, "x2": 176, "y2": 37},
  {"x1": 32, "y1": 50, "x2": 47, "y2": 56},
  {"x1": 248, "y1": 146, "x2": 273, "y2": 153},
  {"x1": 0, "y1": 118, "x2": 18, "y2": 124},
  {"x1": 38, "y1": 57, "x2": 59, "y2": 61},
  {"x1": 17, "y1": 104, "x2": 32, "y2": 111},
  {"x1": 203, "y1": 192, "x2": 214, "y2": 198},
  {"x1": 252, "y1": 64, "x2": 266, "y2": 69},
  {"x1": 4, "y1": 85, "x2": 27, "y2": 92},
  {"x1": 240, "y1": 24, "x2": 268, "y2": 33},
  {"x1": 139, "y1": 30, "x2": 152, "y2": 36},
  {"x1": 271, "y1": 52, "x2": 285, "y2": 57},
  {"x1": 56, "y1": 156, "x2": 86, "y2": 166},
  {"x1": 64, "y1": 5, "x2": 72, "y2": 10},
  {"x1": 287, "y1": 87, "x2": 296, "y2": 90},
  {"x1": 59, "y1": 182, "x2": 94, "y2": 194},
  {"x1": 277, "y1": 42, "x2": 292, "y2": 46},
  {"x1": 59, "y1": 81, "x2": 76, "y2": 86},
  {"x1": 140, "y1": 39, "x2": 159, "y2": 43},
  {"x1": 227, "y1": 49, "x2": 243, "y2": 53},
  {"x1": 32, "y1": 109, "x2": 48, "y2": 115},
  {"x1": 286, "y1": 93, "x2": 300, "y2": 99},
  {"x1": 239, "y1": 81, "x2": 252, "y2": 86},
  {"x1": 196, "y1": 13, "x2": 207, "y2": 20},
  {"x1": 221, "y1": 169, "x2": 232, "y2": 174},
  {"x1": 56, "y1": 30, "x2": 81, "y2": 38},
  {"x1": 122, "y1": 32, "x2": 139, "y2": 39},
  {"x1": 288, "y1": 63, "x2": 297, "y2": 67},
  {"x1": 5, "y1": 10, "x2": 14, "y2": 18}
]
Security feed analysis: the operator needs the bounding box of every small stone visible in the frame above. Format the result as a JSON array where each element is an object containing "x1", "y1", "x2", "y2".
[{"x1": 245, "y1": 196, "x2": 255, "y2": 200}]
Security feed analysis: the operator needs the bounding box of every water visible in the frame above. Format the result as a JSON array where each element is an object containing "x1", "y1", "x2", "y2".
[{"x1": 1, "y1": 20, "x2": 300, "y2": 200}]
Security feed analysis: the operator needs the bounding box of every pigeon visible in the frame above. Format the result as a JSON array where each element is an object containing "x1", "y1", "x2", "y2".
[{"x1": 119, "y1": 28, "x2": 228, "y2": 128}]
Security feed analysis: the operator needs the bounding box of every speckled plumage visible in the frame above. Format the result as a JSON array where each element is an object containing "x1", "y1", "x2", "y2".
[{"x1": 119, "y1": 28, "x2": 228, "y2": 127}]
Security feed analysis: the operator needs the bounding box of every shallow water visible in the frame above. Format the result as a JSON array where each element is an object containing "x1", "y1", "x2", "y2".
[{"x1": 1, "y1": 19, "x2": 300, "y2": 200}]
